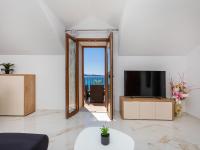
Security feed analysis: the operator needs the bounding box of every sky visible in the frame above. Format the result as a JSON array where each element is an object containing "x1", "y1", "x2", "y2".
[{"x1": 84, "y1": 47, "x2": 105, "y2": 75}]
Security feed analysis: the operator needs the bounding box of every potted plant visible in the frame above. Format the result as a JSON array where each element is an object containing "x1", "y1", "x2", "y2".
[
  {"x1": 0, "y1": 63, "x2": 15, "y2": 74},
  {"x1": 100, "y1": 126, "x2": 110, "y2": 145}
]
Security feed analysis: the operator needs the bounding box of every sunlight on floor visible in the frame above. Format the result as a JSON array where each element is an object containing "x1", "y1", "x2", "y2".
[
  {"x1": 84, "y1": 102, "x2": 107, "y2": 113},
  {"x1": 91, "y1": 112, "x2": 111, "y2": 122},
  {"x1": 84, "y1": 102, "x2": 111, "y2": 121}
]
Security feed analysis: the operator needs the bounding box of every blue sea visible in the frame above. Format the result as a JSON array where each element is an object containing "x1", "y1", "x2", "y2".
[{"x1": 84, "y1": 75, "x2": 105, "y2": 89}]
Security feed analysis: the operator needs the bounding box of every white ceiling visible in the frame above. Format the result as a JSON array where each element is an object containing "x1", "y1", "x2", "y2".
[
  {"x1": 0, "y1": 0, "x2": 200, "y2": 55},
  {"x1": 120, "y1": 0, "x2": 200, "y2": 56},
  {"x1": 43, "y1": 0, "x2": 128, "y2": 28},
  {"x1": 0, "y1": 0, "x2": 65, "y2": 55}
]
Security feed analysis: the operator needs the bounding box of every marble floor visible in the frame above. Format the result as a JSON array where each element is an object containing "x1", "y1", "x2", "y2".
[
  {"x1": 84, "y1": 102, "x2": 107, "y2": 113},
  {"x1": 0, "y1": 110, "x2": 200, "y2": 150}
]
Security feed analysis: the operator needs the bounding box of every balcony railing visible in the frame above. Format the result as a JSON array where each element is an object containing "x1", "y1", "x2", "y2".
[{"x1": 84, "y1": 75, "x2": 105, "y2": 90}]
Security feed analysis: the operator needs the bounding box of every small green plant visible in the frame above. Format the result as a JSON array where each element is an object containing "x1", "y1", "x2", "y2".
[
  {"x1": 100, "y1": 126, "x2": 109, "y2": 137},
  {"x1": 0, "y1": 63, "x2": 14, "y2": 74}
]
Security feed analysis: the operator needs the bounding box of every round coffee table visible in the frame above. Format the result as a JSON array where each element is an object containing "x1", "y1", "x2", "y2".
[{"x1": 74, "y1": 127, "x2": 135, "y2": 150}]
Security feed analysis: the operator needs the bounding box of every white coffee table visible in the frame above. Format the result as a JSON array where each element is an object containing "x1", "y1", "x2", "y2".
[{"x1": 74, "y1": 127, "x2": 135, "y2": 150}]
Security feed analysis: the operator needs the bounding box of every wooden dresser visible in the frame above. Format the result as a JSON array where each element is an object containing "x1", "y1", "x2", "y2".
[
  {"x1": 120, "y1": 96, "x2": 175, "y2": 120},
  {"x1": 0, "y1": 74, "x2": 35, "y2": 116}
]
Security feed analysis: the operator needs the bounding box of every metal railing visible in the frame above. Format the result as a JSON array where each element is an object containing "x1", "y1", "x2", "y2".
[{"x1": 84, "y1": 75, "x2": 105, "y2": 90}]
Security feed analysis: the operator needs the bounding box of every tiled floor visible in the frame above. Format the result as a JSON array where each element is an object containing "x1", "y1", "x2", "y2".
[{"x1": 0, "y1": 110, "x2": 200, "y2": 150}]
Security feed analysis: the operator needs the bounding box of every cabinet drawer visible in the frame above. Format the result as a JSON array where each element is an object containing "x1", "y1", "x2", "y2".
[
  {"x1": 0, "y1": 75, "x2": 35, "y2": 116},
  {"x1": 0, "y1": 76, "x2": 24, "y2": 115},
  {"x1": 155, "y1": 102, "x2": 173, "y2": 120},
  {"x1": 124, "y1": 101, "x2": 139, "y2": 119},
  {"x1": 139, "y1": 102, "x2": 155, "y2": 119}
]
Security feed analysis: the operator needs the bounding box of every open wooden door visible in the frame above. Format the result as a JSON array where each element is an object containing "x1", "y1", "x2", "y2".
[
  {"x1": 66, "y1": 33, "x2": 79, "y2": 118},
  {"x1": 105, "y1": 32, "x2": 114, "y2": 120}
]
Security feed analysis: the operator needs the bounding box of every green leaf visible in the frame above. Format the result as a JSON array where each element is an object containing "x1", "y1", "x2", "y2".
[{"x1": 100, "y1": 126, "x2": 109, "y2": 136}]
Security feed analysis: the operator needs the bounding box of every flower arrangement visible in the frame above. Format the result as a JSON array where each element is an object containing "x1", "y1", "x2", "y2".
[
  {"x1": 170, "y1": 74, "x2": 190, "y2": 103},
  {"x1": 170, "y1": 74, "x2": 200, "y2": 117},
  {"x1": 171, "y1": 82, "x2": 190, "y2": 103},
  {"x1": 170, "y1": 74, "x2": 190, "y2": 116}
]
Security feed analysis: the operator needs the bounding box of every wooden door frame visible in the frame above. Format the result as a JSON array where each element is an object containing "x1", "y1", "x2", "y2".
[
  {"x1": 77, "y1": 38, "x2": 109, "y2": 42},
  {"x1": 81, "y1": 46, "x2": 107, "y2": 107},
  {"x1": 66, "y1": 33, "x2": 79, "y2": 118},
  {"x1": 65, "y1": 35, "x2": 113, "y2": 119},
  {"x1": 108, "y1": 32, "x2": 114, "y2": 120}
]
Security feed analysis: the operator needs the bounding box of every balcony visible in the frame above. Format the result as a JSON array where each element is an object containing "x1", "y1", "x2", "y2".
[{"x1": 84, "y1": 75, "x2": 105, "y2": 103}]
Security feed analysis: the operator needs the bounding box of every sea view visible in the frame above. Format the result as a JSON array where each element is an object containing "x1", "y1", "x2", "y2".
[{"x1": 84, "y1": 74, "x2": 105, "y2": 89}]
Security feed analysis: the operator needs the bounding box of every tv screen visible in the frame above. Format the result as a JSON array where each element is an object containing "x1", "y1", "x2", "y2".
[{"x1": 124, "y1": 71, "x2": 166, "y2": 98}]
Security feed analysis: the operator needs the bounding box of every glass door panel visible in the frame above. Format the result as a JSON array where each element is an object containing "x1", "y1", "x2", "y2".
[
  {"x1": 66, "y1": 34, "x2": 79, "y2": 118},
  {"x1": 106, "y1": 32, "x2": 113, "y2": 120},
  {"x1": 69, "y1": 38, "x2": 76, "y2": 113}
]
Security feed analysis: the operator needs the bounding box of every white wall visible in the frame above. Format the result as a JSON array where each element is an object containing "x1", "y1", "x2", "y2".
[
  {"x1": 0, "y1": 0, "x2": 198, "y2": 116},
  {"x1": 0, "y1": 17, "x2": 118, "y2": 111},
  {"x1": 0, "y1": 43, "x2": 187, "y2": 112},
  {"x1": 186, "y1": 48, "x2": 200, "y2": 118},
  {"x1": 0, "y1": 55, "x2": 65, "y2": 110},
  {"x1": 0, "y1": 14, "x2": 189, "y2": 113},
  {"x1": 114, "y1": 56, "x2": 187, "y2": 110}
]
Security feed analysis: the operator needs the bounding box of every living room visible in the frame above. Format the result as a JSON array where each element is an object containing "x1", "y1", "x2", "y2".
[{"x1": 0, "y1": 0, "x2": 200, "y2": 150}]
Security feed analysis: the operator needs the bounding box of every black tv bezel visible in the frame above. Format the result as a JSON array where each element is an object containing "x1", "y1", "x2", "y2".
[{"x1": 124, "y1": 70, "x2": 166, "y2": 98}]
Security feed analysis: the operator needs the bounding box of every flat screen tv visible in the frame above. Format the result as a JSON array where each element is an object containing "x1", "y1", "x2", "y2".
[{"x1": 124, "y1": 71, "x2": 166, "y2": 98}]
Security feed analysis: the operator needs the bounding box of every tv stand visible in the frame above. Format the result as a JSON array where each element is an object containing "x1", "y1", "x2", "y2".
[
  {"x1": 127, "y1": 96, "x2": 164, "y2": 99},
  {"x1": 120, "y1": 96, "x2": 175, "y2": 120}
]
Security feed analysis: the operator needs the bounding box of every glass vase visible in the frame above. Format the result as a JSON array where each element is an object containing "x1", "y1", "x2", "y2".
[{"x1": 175, "y1": 102, "x2": 182, "y2": 117}]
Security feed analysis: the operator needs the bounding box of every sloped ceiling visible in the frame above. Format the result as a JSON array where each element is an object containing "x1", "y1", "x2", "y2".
[
  {"x1": 0, "y1": 0, "x2": 65, "y2": 54},
  {"x1": 119, "y1": 0, "x2": 200, "y2": 56},
  {"x1": 0, "y1": 0, "x2": 200, "y2": 55},
  {"x1": 43, "y1": 0, "x2": 128, "y2": 28}
]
